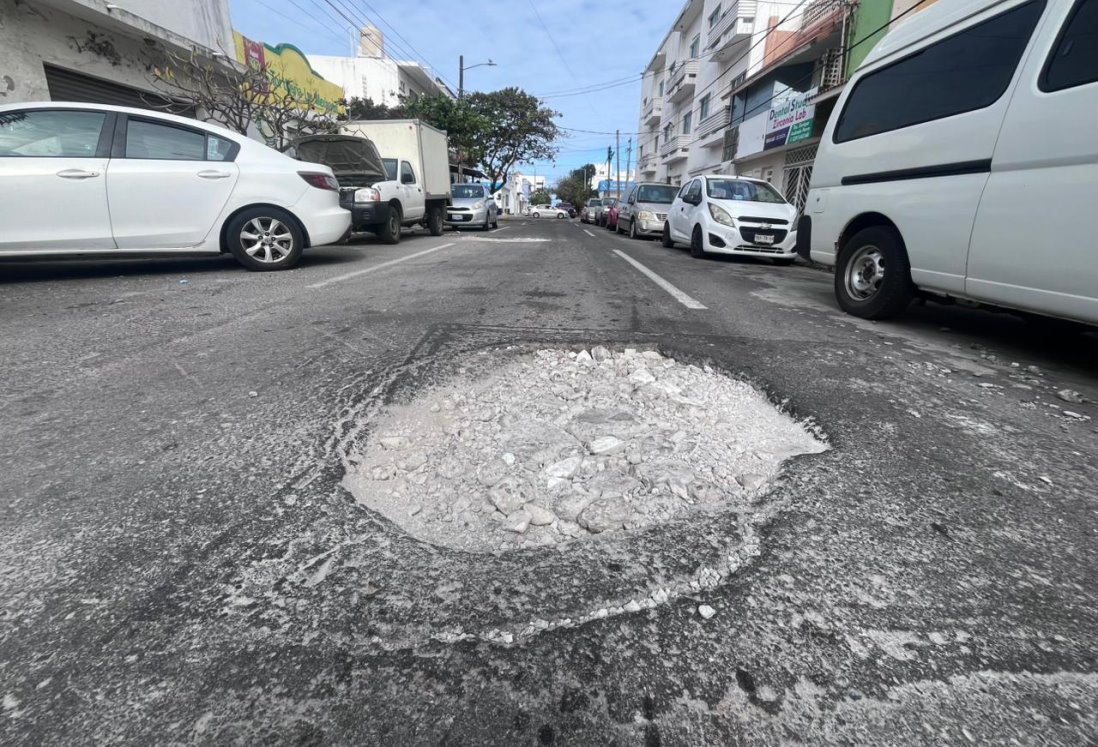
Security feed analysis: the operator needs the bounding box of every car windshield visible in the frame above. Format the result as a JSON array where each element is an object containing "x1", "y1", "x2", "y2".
[
  {"x1": 452, "y1": 185, "x2": 485, "y2": 199},
  {"x1": 706, "y1": 179, "x2": 786, "y2": 204},
  {"x1": 637, "y1": 185, "x2": 677, "y2": 204},
  {"x1": 588, "y1": 199, "x2": 602, "y2": 207},
  {"x1": 382, "y1": 157, "x2": 399, "y2": 181}
]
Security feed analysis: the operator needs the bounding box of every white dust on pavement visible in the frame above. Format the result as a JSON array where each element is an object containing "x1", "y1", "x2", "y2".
[{"x1": 343, "y1": 348, "x2": 828, "y2": 553}]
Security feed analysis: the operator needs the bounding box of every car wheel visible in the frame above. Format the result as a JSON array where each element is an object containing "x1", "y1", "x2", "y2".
[
  {"x1": 427, "y1": 205, "x2": 444, "y2": 236},
  {"x1": 629, "y1": 220, "x2": 639, "y2": 240},
  {"x1": 532, "y1": 211, "x2": 540, "y2": 219},
  {"x1": 557, "y1": 213, "x2": 564, "y2": 219},
  {"x1": 690, "y1": 225, "x2": 706, "y2": 258},
  {"x1": 616, "y1": 220, "x2": 624, "y2": 235},
  {"x1": 378, "y1": 204, "x2": 402, "y2": 244},
  {"x1": 482, "y1": 211, "x2": 491, "y2": 231},
  {"x1": 227, "y1": 207, "x2": 304, "y2": 271},
  {"x1": 492, "y1": 213, "x2": 499, "y2": 229},
  {"x1": 834, "y1": 226, "x2": 914, "y2": 319},
  {"x1": 661, "y1": 222, "x2": 674, "y2": 248}
]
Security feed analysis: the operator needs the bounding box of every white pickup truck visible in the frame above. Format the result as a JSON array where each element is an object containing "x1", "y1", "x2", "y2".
[{"x1": 288, "y1": 120, "x2": 451, "y2": 244}]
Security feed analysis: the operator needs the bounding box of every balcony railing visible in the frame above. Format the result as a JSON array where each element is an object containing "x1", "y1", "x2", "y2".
[
  {"x1": 643, "y1": 97, "x2": 664, "y2": 125},
  {"x1": 660, "y1": 134, "x2": 691, "y2": 160},
  {"x1": 666, "y1": 60, "x2": 699, "y2": 103},
  {"x1": 707, "y1": 1, "x2": 759, "y2": 49},
  {"x1": 637, "y1": 152, "x2": 656, "y2": 171},
  {"x1": 695, "y1": 108, "x2": 731, "y2": 141}
]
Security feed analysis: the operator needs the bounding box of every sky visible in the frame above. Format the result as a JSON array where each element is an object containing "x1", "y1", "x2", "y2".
[{"x1": 228, "y1": 0, "x2": 684, "y2": 185}]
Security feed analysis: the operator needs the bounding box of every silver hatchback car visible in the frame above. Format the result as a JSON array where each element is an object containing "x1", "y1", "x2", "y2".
[
  {"x1": 616, "y1": 182, "x2": 679, "y2": 239},
  {"x1": 447, "y1": 183, "x2": 498, "y2": 230}
]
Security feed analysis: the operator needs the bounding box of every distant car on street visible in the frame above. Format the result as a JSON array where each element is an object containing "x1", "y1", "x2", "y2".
[
  {"x1": 0, "y1": 102, "x2": 350, "y2": 270},
  {"x1": 605, "y1": 201, "x2": 620, "y2": 231},
  {"x1": 664, "y1": 175, "x2": 798, "y2": 264},
  {"x1": 556, "y1": 201, "x2": 577, "y2": 219},
  {"x1": 616, "y1": 182, "x2": 677, "y2": 239},
  {"x1": 581, "y1": 197, "x2": 603, "y2": 224},
  {"x1": 596, "y1": 198, "x2": 618, "y2": 227},
  {"x1": 447, "y1": 183, "x2": 498, "y2": 230},
  {"x1": 530, "y1": 205, "x2": 566, "y2": 219}
]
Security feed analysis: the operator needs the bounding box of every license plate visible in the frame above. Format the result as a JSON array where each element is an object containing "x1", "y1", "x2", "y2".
[
  {"x1": 754, "y1": 233, "x2": 775, "y2": 245},
  {"x1": 449, "y1": 214, "x2": 468, "y2": 222}
]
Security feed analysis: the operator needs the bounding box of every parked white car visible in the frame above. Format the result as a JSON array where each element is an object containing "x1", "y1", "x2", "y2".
[
  {"x1": 0, "y1": 102, "x2": 350, "y2": 270},
  {"x1": 799, "y1": 0, "x2": 1098, "y2": 324},
  {"x1": 530, "y1": 205, "x2": 566, "y2": 219},
  {"x1": 664, "y1": 175, "x2": 798, "y2": 264}
]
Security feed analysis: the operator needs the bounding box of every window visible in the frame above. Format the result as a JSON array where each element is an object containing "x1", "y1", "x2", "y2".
[
  {"x1": 1041, "y1": 0, "x2": 1098, "y2": 91},
  {"x1": 689, "y1": 35, "x2": 700, "y2": 58},
  {"x1": 678, "y1": 181, "x2": 693, "y2": 198},
  {"x1": 0, "y1": 109, "x2": 106, "y2": 158},
  {"x1": 400, "y1": 160, "x2": 416, "y2": 184},
  {"x1": 206, "y1": 135, "x2": 234, "y2": 162},
  {"x1": 709, "y1": 6, "x2": 722, "y2": 28},
  {"x1": 682, "y1": 111, "x2": 693, "y2": 135},
  {"x1": 382, "y1": 158, "x2": 398, "y2": 181},
  {"x1": 707, "y1": 178, "x2": 786, "y2": 203},
  {"x1": 688, "y1": 180, "x2": 703, "y2": 202},
  {"x1": 699, "y1": 94, "x2": 711, "y2": 120},
  {"x1": 663, "y1": 123, "x2": 673, "y2": 141},
  {"x1": 126, "y1": 119, "x2": 205, "y2": 160},
  {"x1": 452, "y1": 184, "x2": 486, "y2": 198},
  {"x1": 658, "y1": 80, "x2": 665, "y2": 96},
  {"x1": 636, "y1": 184, "x2": 678, "y2": 203},
  {"x1": 834, "y1": 1, "x2": 1045, "y2": 142}
]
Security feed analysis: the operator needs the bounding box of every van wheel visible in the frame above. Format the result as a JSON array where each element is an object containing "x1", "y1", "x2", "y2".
[
  {"x1": 835, "y1": 226, "x2": 914, "y2": 319},
  {"x1": 690, "y1": 225, "x2": 706, "y2": 258},
  {"x1": 378, "y1": 204, "x2": 402, "y2": 244},
  {"x1": 661, "y1": 222, "x2": 674, "y2": 248}
]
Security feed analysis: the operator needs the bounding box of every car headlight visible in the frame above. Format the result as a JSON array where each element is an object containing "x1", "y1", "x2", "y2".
[
  {"x1": 473, "y1": 200, "x2": 485, "y2": 209},
  {"x1": 354, "y1": 188, "x2": 381, "y2": 203},
  {"x1": 708, "y1": 202, "x2": 736, "y2": 228},
  {"x1": 638, "y1": 211, "x2": 655, "y2": 221}
]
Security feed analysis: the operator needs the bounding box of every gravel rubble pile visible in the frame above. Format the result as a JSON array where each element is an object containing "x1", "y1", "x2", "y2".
[{"x1": 343, "y1": 348, "x2": 827, "y2": 552}]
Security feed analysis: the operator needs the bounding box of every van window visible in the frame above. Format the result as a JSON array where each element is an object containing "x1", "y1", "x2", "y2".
[
  {"x1": 834, "y1": 1, "x2": 1046, "y2": 143},
  {"x1": 1041, "y1": 0, "x2": 1098, "y2": 92},
  {"x1": 400, "y1": 161, "x2": 416, "y2": 184}
]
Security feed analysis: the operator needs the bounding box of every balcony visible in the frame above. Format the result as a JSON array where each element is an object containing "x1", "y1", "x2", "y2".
[
  {"x1": 637, "y1": 152, "x2": 657, "y2": 173},
  {"x1": 660, "y1": 134, "x2": 691, "y2": 162},
  {"x1": 707, "y1": 1, "x2": 757, "y2": 59},
  {"x1": 695, "y1": 108, "x2": 731, "y2": 146},
  {"x1": 643, "y1": 97, "x2": 664, "y2": 126},
  {"x1": 666, "y1": 60, "x2": 699, "y2": 104}
]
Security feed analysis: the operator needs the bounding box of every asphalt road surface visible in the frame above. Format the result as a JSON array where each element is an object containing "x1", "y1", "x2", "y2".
[{"x1": 2, "y1": 218, "x2": 1096, "y2": 745}]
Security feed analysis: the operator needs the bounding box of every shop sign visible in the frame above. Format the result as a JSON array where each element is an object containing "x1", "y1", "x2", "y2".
[{"x1": 764, "y1": 87, "x2": 817, "y2": 150}]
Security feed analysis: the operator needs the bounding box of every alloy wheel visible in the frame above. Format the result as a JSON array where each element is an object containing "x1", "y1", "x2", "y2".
[{"x1": 240, "y1": 217, "x2": 294, "y2": 263}]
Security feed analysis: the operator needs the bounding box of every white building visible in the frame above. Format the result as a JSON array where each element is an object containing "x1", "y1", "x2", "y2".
[
  {"x1": 636, "y1": 0, "x2": 933, "y2": 212},
  {"x1": 589, "y1": 162, "x2": 636, "y2": 192},
  {"x1": 494, "y1": 171, "x2": 546, "y2": 215},
  {"x1": 1, "y1": 0, "x2": 234, "y2": 107},
  {"x1": 310, "y1": 26, "x2": 455, "y2": 106}
]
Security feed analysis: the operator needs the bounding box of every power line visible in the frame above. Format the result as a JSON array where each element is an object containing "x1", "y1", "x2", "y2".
[
  {"x1": 534, "y1": 73, "x2": 641, "y2": 98},
  {"x1": 351, "y1": 0, "x2": 459, "y2": 92}
]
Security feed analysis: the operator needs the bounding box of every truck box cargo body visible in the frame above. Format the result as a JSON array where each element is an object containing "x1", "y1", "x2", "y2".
[{"x1": 340, "y1": 120, "x2": 451, "y2": 201}]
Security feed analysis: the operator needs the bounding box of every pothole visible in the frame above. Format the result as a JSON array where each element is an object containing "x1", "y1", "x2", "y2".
[{"x1": 343, "y1": 347, "x2": 828, "y2": 553}]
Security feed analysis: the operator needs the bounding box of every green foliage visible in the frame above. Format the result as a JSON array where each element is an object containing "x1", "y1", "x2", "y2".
[
  {"x1": 465, "y1": 88, "x2": 559, "y2": 193},
  {"x1": 340, "y1": 97, "x2": 404, "y2": 120},
  {"x1": 553, "y1": 163, "x2": 598, "y2": 208},
  {"x1": 529, "y1": 187, "x2": 551, "y2": 205},
  {"x1": 402, "y1": 94, "x2": 491, "y2": 172}
]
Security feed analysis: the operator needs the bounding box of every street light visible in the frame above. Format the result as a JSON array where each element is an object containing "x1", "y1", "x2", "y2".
[{"x1": 458, "y1": 56, "x2": 496, "y2": 100}]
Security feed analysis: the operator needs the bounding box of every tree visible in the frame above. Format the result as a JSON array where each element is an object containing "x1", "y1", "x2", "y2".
[
  {"x1": 340, "y1": 97, "x2": 404, "y2": 120},
  {"x1": 465, "y1": 88, "x2": 559, "y2": 193},
  {"x1": 402, "y1": 95, "x2": 490, "y2": 174},
  {"x1": 148, "y1": 47, "x2": 338, "y2": 151},
  {"x1": 529, "y1": 188, "x2": 551, "y2": 205},
  {"x1": 554, "y1": 163, "x2": 597, "y2": 208}
]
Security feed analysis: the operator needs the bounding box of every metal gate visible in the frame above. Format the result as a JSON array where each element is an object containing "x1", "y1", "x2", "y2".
[
  {"x1": 782, "y1": 144, "x2": 817, "y2": 215},
  {"x1": 44, "y1": 65, "x2": 194, "y2": 116}
]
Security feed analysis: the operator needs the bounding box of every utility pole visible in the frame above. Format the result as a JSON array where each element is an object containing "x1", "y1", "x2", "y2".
[
  {"x1": 605, "y1": 146, "x2": 613, "y2": 200},
  {"x1": 615, "y1": 129, "x2": 621, "y2": 200},
  {"x1": 625, "y1": 137, "x2": 632, "y2": 196},
  {"x1": 458, "y1": 54, "x2": 464, "y2": 100}
]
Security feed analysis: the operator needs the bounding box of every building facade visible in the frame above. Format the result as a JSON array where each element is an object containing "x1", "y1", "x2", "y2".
[
  {"x1": 310, "y1": 25, "x2": 455, "y2": 106},
  {"x1": 635, "y1": 0, "x2": 937, "y2": 212},
  {"x1": 1, "y1": 0, "x2": 234, "y2": 108}
]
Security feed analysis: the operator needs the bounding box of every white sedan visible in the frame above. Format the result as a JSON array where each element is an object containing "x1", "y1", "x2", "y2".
[
  {"x1": 0, "y1": 102, "x2": 350, "y2": 271},
  {"x1": 530, "y1": 205, "x2": 566, "y2": 219},
  {"x1": 663, "y1": 175, "x2": 798, "y2": 265}
]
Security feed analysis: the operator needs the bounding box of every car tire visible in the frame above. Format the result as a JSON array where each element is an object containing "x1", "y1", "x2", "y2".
[
  {"x1": 532, "y1": 211, "x2": 541, "y2": 219},
  {"x1": 690, "y1": 225, "x2": 706, "y2": 258},
  {"x1": 616, "y1": 220, "x2": 624, "y2": 235},
  {"x1": 492, "y1": 213, "x2": 499, "y2": 229},
  {"x1": 482, "y1": 212, "x2": 491, "y2": 231},
  {"x1": 629, "y1": 220, "x2": 639, "y2": 240},
  {"x1": 834, "y1": 225, "x2": 914, "y2": 319},
  {"x1": 226, "y1": 207, "x2": 304, "y2": 272},
  {"x1": 427, "y1": 205, "x2": 444, "y2": 236},
  {"x1": 661, "y1": 222, "x2": 674, "y2": 248},
  {"x1": 556, "y1": 213, "x2": 564, "y2": 219},
  {"x1": 378, "y1": 204, "x2": 402, "y2": 244}
]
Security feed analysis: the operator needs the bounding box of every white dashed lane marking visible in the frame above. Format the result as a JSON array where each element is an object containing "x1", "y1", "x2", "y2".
[{"x1": 612, "y1": 249, "x2": 707, "y2": 310}]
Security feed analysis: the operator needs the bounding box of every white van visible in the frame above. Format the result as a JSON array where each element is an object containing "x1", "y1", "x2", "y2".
[{"x1": 799, "y1": 0, "x2": 1098, "y2": 324}]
